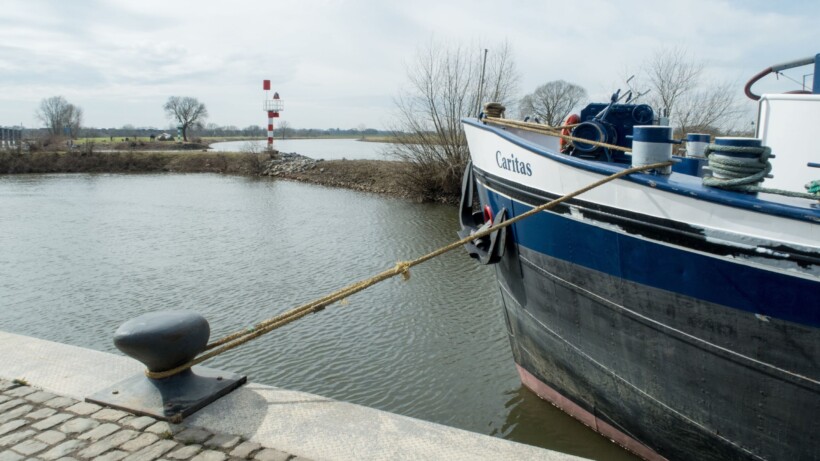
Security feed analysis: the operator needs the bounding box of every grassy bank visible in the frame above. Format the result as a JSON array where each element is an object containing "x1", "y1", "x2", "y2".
[
  {"x1": 0, "y1": 150, "x2": 264, "y2": 175},
  {"x1": 76, "y1": 139, "x2": 209, "y2": 150},
  {"x1": 0, "y1": 150, "x2": 456, "y2": 203}
]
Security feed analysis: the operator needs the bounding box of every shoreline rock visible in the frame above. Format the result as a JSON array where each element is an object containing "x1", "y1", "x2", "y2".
[{"x1": 261, "y1": 152, "x2": 323, "y2": 177}]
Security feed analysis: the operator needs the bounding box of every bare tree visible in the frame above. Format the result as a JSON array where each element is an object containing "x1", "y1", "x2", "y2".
[
  {"x1": 390, "y1": 39, "x2": 519, "y2": 200},
  {"x1": 240, "y1": 139, "x2": 270, "y2": 167},
  {"x1": 478, "y1": 40, "x2": 519, "y2": 115},
  {"x1": 37, "y1": 96, "x2": 83, "y2": 138},
  {"x1": 518, "y1": 80, "x2": 587, "y2": 126},
  {"x1": 645, "y1": 47, "x2": 703, "y2": 118},
  {"x1": 674, "y1": 81, "x2": 742, "y2": 134},
  {"x1": 64, "y1": 104, "x2": 82, "y2": 138},
  {"x1": 163, "y1": 96, "x2": 208, "y2": 141},
  {"x1": 634, "y1": 46, "x2": 741, "y2": 134},
  {"x1": 620, "y1": 47, "x2": 743, "y2": 136},
  {"x1": 277, "y1": 120, "x2": 290, "y2": 139}
]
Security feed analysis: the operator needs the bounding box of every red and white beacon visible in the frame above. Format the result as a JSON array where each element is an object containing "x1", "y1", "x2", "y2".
[{"x1": 262, "y1": 80, "x2": 283, "y2": 150}]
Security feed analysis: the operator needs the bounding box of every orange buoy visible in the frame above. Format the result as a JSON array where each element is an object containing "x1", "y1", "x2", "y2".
[{"x1": 560, "y1": 114, "x2": 581, "y2": 150}]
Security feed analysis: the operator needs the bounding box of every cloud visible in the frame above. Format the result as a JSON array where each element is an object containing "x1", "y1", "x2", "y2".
[{"x1": 0, "y1": 0, "x2": 817, "y2": 129}]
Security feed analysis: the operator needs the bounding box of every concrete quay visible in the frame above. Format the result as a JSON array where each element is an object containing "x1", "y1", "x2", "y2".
[{"x1": 0, "y1": 331, "x2": 587, "y2": 461}]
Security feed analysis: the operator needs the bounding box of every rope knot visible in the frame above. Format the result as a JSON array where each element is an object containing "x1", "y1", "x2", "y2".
[{"x1": 394, "y1": 261, "x2": 411, "y2": 281}]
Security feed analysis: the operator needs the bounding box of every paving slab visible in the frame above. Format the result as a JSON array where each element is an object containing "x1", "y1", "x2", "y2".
[
  {"x1": 78, "y1": 422, "x2": 120, "y2": 441},
  {"x1": 0, "y1": 430, "x2": 37, "y2": 448}
]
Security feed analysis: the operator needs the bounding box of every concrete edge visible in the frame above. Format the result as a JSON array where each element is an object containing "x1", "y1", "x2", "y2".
[{"x1": 0, "y1": 330, "x2": 586, "y2": 461}]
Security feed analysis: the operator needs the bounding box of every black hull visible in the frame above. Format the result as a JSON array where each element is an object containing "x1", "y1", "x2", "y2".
[{"x1": 496, "y1": 246, "x2": 820, "y2": 461}]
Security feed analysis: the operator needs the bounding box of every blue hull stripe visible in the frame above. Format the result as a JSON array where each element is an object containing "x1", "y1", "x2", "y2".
[{"x1": 485, "y1": 188, "x2": 820, "y2": 327}]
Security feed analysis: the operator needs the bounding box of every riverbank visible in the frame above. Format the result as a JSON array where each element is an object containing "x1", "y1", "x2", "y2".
[
  {"x1": 262, "y1": 152, "x2": 422, "y2": 201},
  {"x1": 73, "y1": 136, "x2": 400, "y2": 150},
  {"x1": 0, "y1": 150, "x2": 458, "y2": 203},
  {"x1": 0, "y1": 150, "x2": 261, "y2": 175}
]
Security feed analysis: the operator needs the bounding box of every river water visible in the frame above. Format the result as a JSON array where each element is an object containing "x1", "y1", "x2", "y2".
[
  {"x1": 0, "y1": 173, "x2": 635, "y2": 461},
  {"x1": 209, "y1": 138, "x2": 390, "y2": 160}
]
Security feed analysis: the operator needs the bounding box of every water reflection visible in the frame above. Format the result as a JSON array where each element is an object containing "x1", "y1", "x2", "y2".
[{"x1": 498, "y1": 387, "x2": 638, "y2": 461}]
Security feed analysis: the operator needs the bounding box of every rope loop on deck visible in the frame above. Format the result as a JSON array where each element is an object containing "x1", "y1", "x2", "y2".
[
  {"x1": 703, "y1": 144, "x2": 818, "y2": 199},
  {"x1": 702, "y1": 144, "x2": 772, "y2": 188}
]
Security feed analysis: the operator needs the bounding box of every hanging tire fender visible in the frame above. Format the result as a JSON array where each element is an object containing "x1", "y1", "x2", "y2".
[{"x1": 457, "y1": 160, "x2": 507, "y2": 265}]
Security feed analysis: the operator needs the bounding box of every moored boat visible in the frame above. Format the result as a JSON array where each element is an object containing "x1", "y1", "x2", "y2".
[{"x1": 459, "y1": 55, "x2": 820, "y2": 460}]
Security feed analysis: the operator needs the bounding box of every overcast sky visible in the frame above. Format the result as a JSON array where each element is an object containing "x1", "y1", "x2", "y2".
[{"x1": 1, "y1": 0, "x2": 817, "y2": 131}]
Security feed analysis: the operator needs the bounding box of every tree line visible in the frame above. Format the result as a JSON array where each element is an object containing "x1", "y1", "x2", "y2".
[
  {"x1": 34, "y1": 96, "x2": 208, "y2": 142},
  {"x1": 26, "y1": 124, "x2": 389, "y2": 140},
  {"x1": 32, "y1": 95, "x2": 387, "y2": 141},
  {"x1": 515, "y1": 47, "x2": 746, "y2": 135}
]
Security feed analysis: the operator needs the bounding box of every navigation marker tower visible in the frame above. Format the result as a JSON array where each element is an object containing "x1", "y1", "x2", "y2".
[{"x1": 263, "y1": 80, "x2": 283, "y2": 150}]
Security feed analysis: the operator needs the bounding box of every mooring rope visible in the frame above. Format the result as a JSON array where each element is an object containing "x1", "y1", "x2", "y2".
[
  {"x1": 703, "y1": 144, "x2": 819, "y2": 199},
  {"x1": 145, "y1": 161, "x2": 673, "y2": 379},
  {"x1": 484, "y1": 117, "x2": 632, "y2": 153}
]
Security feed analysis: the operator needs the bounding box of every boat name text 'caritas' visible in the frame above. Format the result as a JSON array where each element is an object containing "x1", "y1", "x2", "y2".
[{"x1": 496, "y1": 151, "x2": 533, "y2": 176}]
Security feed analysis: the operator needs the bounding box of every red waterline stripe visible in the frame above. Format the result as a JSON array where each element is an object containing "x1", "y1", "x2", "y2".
[{"x1": 516, "y1": 364, "x2": 667, "y2": 461}]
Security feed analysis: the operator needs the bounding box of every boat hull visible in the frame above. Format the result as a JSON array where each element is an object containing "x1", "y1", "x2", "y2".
[
  {"x1": 461, "y1": 119, "x2": 820, "y2": 460},
  {"x1": 480, "y1": 181, "x2": 820, "y2": 461}
]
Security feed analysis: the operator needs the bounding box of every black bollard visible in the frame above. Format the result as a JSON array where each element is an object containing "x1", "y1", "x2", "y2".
[
  {"x1": 86, "y1": 311, "x2": 246, "y2": 422},
  {"x1": 114, "y1": 311, "x2": 210, "y2": 372}
]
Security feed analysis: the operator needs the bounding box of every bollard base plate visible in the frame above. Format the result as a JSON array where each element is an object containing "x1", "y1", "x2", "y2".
[{"x1": 86, "y1": 366, "x2": 246, "y2": 422}]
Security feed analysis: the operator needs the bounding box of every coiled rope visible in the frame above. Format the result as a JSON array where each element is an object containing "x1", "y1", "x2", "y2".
[
  {"x1": 703, "y1": 144, "x2": 819, "y2": 199},
  {"x1": 145, "y1": 160, "x2": 672, "y2": 379}
]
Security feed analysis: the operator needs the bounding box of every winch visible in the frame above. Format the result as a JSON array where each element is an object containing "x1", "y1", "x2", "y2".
[{"x1": 570, "y1": 90, "x2": 654, "y2": 162}]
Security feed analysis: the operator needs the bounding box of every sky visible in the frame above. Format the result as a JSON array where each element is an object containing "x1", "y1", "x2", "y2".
[{"x1": 0, "y1": 0, "x2": 818, "y2": 131}]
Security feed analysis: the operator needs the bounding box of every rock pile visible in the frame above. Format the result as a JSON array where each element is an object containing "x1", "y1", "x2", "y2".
[{"x1": 262, "y1": 152, "x2": 323, "y2": 177}]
